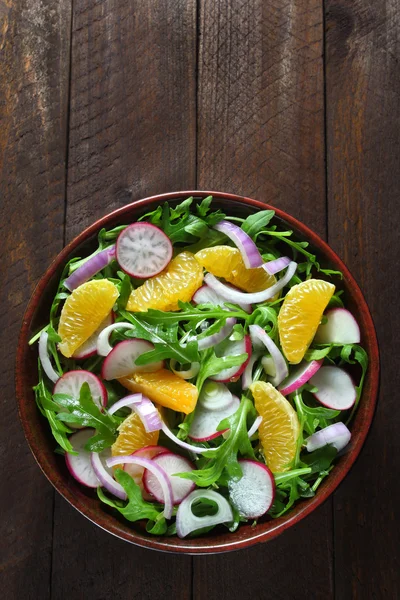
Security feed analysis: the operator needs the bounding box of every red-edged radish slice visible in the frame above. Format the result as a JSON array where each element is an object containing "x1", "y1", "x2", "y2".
[
  {"x1": 210, "y1": 335, "x2": 252, "y2": 382},
  {"x1": 314, "y1": 308, "x2": 361, "y2": 344},
  {"x1": 189, "y1": 395, "x2": 240, "y2": 442},
  {"x1": 106, "y1": 455, "x2": 174, "y2": 519},
  {"x1": 97, "y1": 322, "x2": 136, "y2": 356},
  {"x1": 64, "y1": 245, "x2": 116, "y2": 292},
  {"x1": 192, "y1": 284, "x2": 252, "y2": 313},
  {"x1": 39, "y1": 331, "x2": 60, "y2": 383},
  {"x1": 72, "y1": 312, "x2": 114, "y2": 359},
  {"x1": 123, "y1": 445, "x2": 169, "y2": 488},
  {"x1": 143, "y1": 452, "x2": 196, "y2": 504},
  {"x1": 116, "y1": 223, "x2": 173, "y2": 278},
  {"x1": 91, "y1": 449, "x2": 126, "y2": 500},
  {"x1": 310, "y1": 366, "x2": 357, "y2": 410},
  {"x1": 101, "y1": 339, "x2": 163, "y2": 381},
  {"x1": 213, "y1": 220, "x2": 263, "y2": 268},
  {"x1": 54, "y1": 370, "x2": 107, "y2": 410},
  {"x1": 176, "y1": 489, "x2": 234, "y2": 538},
  {"x1": 228, "y1": 459, "x2": 275, "y2": 518},
  {"x1": 198, "y1": 381, "x2": 233, "y2": 411},
  {"x1": 306, "y1": 422, "x2": 351, "y2": 453},
  {"x1": 65, "y1": 429, "x2": 100, "y2": 488},
  {"x1": 278, "y1": 359, "x2": 323, "y2": 396},
  {"x1": 249, "y1": 324, "x2": 288, "y2": 386}
]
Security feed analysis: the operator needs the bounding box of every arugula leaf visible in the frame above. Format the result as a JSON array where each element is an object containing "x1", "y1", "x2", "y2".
[
  {"x1": 304, "y1": 345, "x2": 333, "y2": 361},
  {"x1": 293, "y1": 389, "x2": 340, "y2": 436},
  {"x1": 240, "y1": 210, "x2": 275, "y2": 239},
  {"x1": 116, "y1": 272, "x2": 132, "y2": 310},
  {"x1": 55, "y1": 383, "x2": 118, "y2": 451},
  {"x1": 301, "y1": 445, "x2": 338, "y2": 474},
  {"x1": 128, "y1": 303, "x2": 249, "y2": 328},
  {"x1": 249, "y1": 305, "x2": 278, "y2": 340},
  {"x1": 135, "y1": 340, "x2": 200, "y2": 366},
  {"x1": 196, "y1": 348, "x2": 248, "y2": 392},
  {"x1": 98, "y1": 470, "x2": 166, "y2": 527},
  {"x1": 177, "y1": 398, "x2": 256, "y2": 487}
]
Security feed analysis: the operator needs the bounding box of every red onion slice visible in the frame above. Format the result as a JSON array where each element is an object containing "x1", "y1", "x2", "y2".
[
  {"x1": 108, "y1": 394, "x2": 162, "y2": 433},
  {"x1": 106, "y1": 455, "x2": 174, "y2": 519},
  {"x1": 39, "y1": 331, "x2": 60, "y2": 383},
  {"x1": 213, "y1": 220, "x2": 263, "y2": 268},
  {"x1": 197, "y1": 317, "x2": 237, "y2": 351},
  {"x1": 91, "y1": 450, "x2": 127, "y2": 500},
  {"x1": 204, "y1": 261, "x2": 297, "y2": 304},
  {"x1": 160, "y1": 422, "x2": 214, "y2": 454},
  {"x1": 64, "y1": 246, "x2": 116, "y2": 291},
  {"x1": 176, "y1": 489, "x2": 234, "y2": 538},
  {"x1": 96, "y1": 322, "x2": 136, "y2": 356},
  {"x1": 170, "y1": 360, "x2": 200, "y2": 380},
  {"x1": 263, "y1": 256, "x2": 291, "y2": 275},
  {"x1": 305, "y1": 422, "x2": 351, "y2": 453},
  {"x1": 249, "y1": 324, "x2": 288, "y2": 386}
]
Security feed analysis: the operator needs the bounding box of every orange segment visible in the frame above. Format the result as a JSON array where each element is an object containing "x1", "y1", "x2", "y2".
[
  {"x1": 250, "y1": 381, "x2": 300, "y2": 472},
  {"x1": 119, "y1": 369, "x2": 198, "y2": 414},
  {"x1": 278, "y1": 279, "x2": 335, "y2": 364},
  {"x1": 126, "y1": 251, "x2": 203, "y2": 312},
  {"x1": 58, "y1": 280, "x2": 119, "y2": 357},
  {"x1": 111, "y1": 412, "x2": 159, "y2": 458},
  {"x1": 195, "y1": 246, "x2": 276, "y2": 292}
]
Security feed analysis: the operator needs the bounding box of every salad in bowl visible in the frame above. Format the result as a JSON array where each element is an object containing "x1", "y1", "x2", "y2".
[{"x1": 27, "y1": 195, "x2": 370, "y2": 542}]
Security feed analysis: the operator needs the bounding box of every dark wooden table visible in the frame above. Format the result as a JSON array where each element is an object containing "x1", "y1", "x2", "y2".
[{"x1": 1, "y1": 1, "x2": 399, "y2": 598}]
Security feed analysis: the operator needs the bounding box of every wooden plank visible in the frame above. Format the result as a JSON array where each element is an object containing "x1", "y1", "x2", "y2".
[
  {"x1": 325, "y1": 1, "x2": 400, "y2": 598},
  {"x1": 0, "y1": 0, "x2": 71, "y2": 597},
  {"x1": 51, "y1": 1, "x2": 196, "y2": 597},
  {"x1": 195, "y1": 1, "x2": 333, "y2": 598}
]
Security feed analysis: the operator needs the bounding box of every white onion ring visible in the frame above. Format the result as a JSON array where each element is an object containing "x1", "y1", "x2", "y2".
[
  {"x1": 39, "y1": 331, "x2": 60, "y2": 383},
  {"x1": 170, "y1": 360, "x2": 200, "y2": 380},
  {"x1": 249, "y1": 324, "x2": 288, "y2": 386},
  {"x1": 96, "y1": 322, "x2": 136, "y2": 356}
]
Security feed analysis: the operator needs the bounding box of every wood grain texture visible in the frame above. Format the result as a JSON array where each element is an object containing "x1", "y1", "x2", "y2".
[
  {"x1": 197, "y1": 0, "x2": 326, "y2": 236},
  {"x1": 51, "y1": 1, "x2": 196, "y2": 597},
  {"x1": 0, "y1": 0, "x2": 70, "y2": 598},
  {"x1": 195, "y1": 2, "x2": 333, "y2": 598},
  {"x1": 65, "y1": 0, "x2": 197, "y2": 242},
  {"x1": 326, "y1": 1, "x2": 400, "y2": 598}
]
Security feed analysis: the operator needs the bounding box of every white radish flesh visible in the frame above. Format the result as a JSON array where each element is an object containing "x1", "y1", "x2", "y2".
[
  {"x1": 65, "y1": 429, "x2": 100, "y2": 488},
  {"x1": 314, "y1": 308, "x2": 361, "y2": 344},
  {"x1": 210, "y1": 335, "x2": 252, "y2": 382},
  {"x1": 101, "y1": 339, "x2": 163, "y2": 380},
  {"x1": 278, "y1": 359, "x2": 323, "y2": 396},
  {"x1": 310, "y1": 366, "x2": 357, "y2": 410},
  {"x1": 189, "y1": 395, "x2": 240, "y2": 442},
  {"x1": 54, "y1": 370, "x2": 107, "y2": 410},
  {"x1": 306, "y1": 422, "x2": 351, "y2": 453},
  {"x1": 72, "y1": 312, "x2": 114, "y2": 359},
  {"x1": 228, "y1": 459, "x2": 275, "y2": 519},
  {"x1": 116, "y1": 223, "x2": 173, "y2": 278},
  {"x1": 143, "y1": 452, "x2": 196, "y2": 504}
]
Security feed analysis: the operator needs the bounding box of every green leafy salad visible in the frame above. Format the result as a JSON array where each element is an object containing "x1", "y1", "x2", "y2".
[{"x1": 30, "y1": 196, "x2": 368, "y2": 538}]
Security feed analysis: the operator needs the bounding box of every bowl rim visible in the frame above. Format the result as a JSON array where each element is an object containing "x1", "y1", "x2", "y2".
[{"x1": 15, "y1": 190, "x2": 380, "y2": 554}]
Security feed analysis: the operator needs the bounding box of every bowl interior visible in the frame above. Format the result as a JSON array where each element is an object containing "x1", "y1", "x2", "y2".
[{"x1": 16, "y1": 192, "x2": 379, "y2": 553}]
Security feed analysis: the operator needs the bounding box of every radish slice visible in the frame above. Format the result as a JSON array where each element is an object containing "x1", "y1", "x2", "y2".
[
  {"x1": 198, "y1": 381, "x2": 233, "y2": 411},
  {"x1": 197, "y1": 317, "x2": 237, "y2": 351},
  {"x1": 210, "y1": 335, "x2": 252, "y2": 382},
  {"x1": 242, "y1": 352, "x2": 262, "y2": 390},
  {"x1": 65, "y1": 429, "x2": 100, "y2": 488},
  {"x1": 263, "y1": 256, "x2": 291, "y2": 275},
  {"x1": 176, "y1": 489, "x2": 234, "y2": 538},
  {"x1": 54, "y1": 370, "x2": 107, "y2": 410},
  {"x1": 213, "y1": 220, "x2": 263, "y2": 268},
  {"x1": 204, "y1": 261, "x2": 297, "y2": 304},
  {"x1": 314, "y1": 308, "x2": 361, "y2": 344},
  {"x1": 249, "y1": 324, "x2": 288, "y2": 386},
  {"x1": 72, "y1": 312, "x2": 114, "y2": 359},
  {"x1": 91, "y1": 449, "x2": 127, "y2": 500},
  {"x1": 96, "y1": 322, "x2": 136, "y2": 356},
  {"x1": 123, "y1": 446, "x2": 169, "y2": 488},
  {"x1": 189, "y1": 395, "x2": 240, "y2": 442},
  {"x1": 109, "y1": 394, "x2": 162, "y2": 432},
  {"x1": 39, "y1": 331, "x2": 60, "y2": 384},
  {"x1": 192, "y1": 285, "x2": 252, "y2": 313},
  {"x1": 106, "y1": 455, "x2": 174, "y2": 519},
  {"x1": 228, "y1": 459, "x2": 275, "y2": 519},
  {"x1": 101, "y1": 339, "x2": 163, "y2": 380},
  {"x1": 247, "y1": 416, "x2": 262, "y2": 439},
  {"x1": 170, "y1": 360, "x2": 200, "y2": 380},
  {"x1": 116, "y1": 223, "x2": 173, "y2": 278},
  {"x1": 143, "y1": 452, "x2": 196, "y2": 504},
  {"x1": 64, "y1": 245, "x2": 116, "y2": 292},
  {"x1": 306, "y1": 422, "x2": 351, "y2": 453},
  {"x1": 310, "y1": 366, "x2": 357, "y2": 410},
  {"x1": 278, "y1": 359, "x2": 323, "y2": 396}
]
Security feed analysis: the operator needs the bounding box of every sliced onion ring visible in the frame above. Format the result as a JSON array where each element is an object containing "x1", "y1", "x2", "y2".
[
  {"x1": 263, "y1": 256, "x2": 291, "y2": 275},
  {"x1": 108, "y1": 394, "x2": 162, "y2": 433},
  {"x1": 197, "y1": 317, "x2": 237, "y2": 351},
  {"x1": 96, "y1": 322, "x2": 136, "y2": 356},
  {"x1": 249, "y1": 324, "x2": 288, "y2": 386},
  {"x1": 204, "y1": 261, "x2": 297, "y2": 304},
  {"x1": 247, "y1": 416, "x2": 262, "y2": 439},
  {"x1": 176, "y1": 489, "x2": 234, "y2": 538},
  {"x1": 305, "y1": 422, "x2": 351, "y2": 453},
  {"x1": 170, "y1": 360, "x2": 200, "y2": 380},
  {"x1": 242, "y1": 352, "x2": 261, "y2": 390},
  {"x1": 91, "y1": 451, "x2": 127, "y2": 500},
  {"x1": 39, "y1": 331, "x2": 60, "y2": 383},
  {"x1": 64, "y1": 245, "x2": 116, "y2": 292},
  {"x1": 106, "y1": 455, "x2": 174, "y2": 519},
  {"x1": 161, "y1": 422, "x2": 214, "y2": 455},
  {"x1": 213, "y1": 220, "x2": 263, "y2": 268}
]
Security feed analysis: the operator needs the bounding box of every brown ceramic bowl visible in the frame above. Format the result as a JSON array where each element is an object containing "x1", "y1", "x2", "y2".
[{"x1": 16, "y1": 191, "x2": 379, "y2": 553}]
